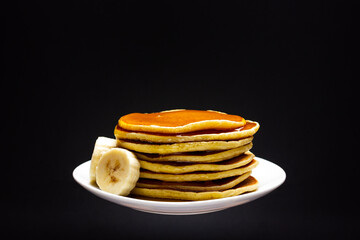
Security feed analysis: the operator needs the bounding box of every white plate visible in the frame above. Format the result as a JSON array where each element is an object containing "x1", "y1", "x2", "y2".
[{"x1": 73, "y1": 157, "x2": 286, "y2": 215}]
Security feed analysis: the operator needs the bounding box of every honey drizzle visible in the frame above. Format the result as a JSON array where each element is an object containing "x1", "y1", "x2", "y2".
[{"x1": 120, "y1": 110, "x2": 245, "y2": 128}]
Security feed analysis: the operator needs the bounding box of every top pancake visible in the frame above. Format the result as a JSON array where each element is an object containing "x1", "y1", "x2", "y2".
[
  {"x1": 118, "y1": 109, "x2": 246, "y2": 134},
  {"x1": 115, "y1": 120, "x2": 259, "y2": 143}
]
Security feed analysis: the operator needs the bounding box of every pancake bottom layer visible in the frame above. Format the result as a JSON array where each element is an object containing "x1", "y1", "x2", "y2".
[
  {"x1": 131, "y1": 176, "x2": 258, "y2": 201},
  {"x1": 136, "y1": 171, "x2": 251, "y2": 192}
]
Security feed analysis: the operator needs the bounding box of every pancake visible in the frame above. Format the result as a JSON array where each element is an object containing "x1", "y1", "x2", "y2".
[
  {"x1": 117, "y1": 136, "x2": 253, "y2": 154},
  {"x1": 118, "y1": 109, "x2": 246, "y2": 134},
  {"x1": 115, "y1": 120, "x2": 259, "y2": 143},
  {"x1": 131, "y1": 176, "x2": 258, "y2": 201},
  {"x1": 136, "y1": 171, "x2": 252, "y2": 192},
  {"x1": 139, "y1": 152, "x2": 254, "y2": 174},
  {"x1": 139, "y1": 159, "x2": 258, "y2": 182},
  {"x1": 135, "y1": 143, "x2": 253, "y2": 163},
  {"x1": 112, "y1": 109, "x2": 261, "y2": 201}
]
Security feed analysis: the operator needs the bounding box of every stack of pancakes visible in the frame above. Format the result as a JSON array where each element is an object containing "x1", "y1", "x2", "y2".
[{"x1": 114, "y1": 109, "x2": 260, "y2": 201}]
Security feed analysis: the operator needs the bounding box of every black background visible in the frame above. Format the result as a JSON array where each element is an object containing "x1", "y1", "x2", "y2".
[{"x1": 3, "y1": 1, "x2": 357, "y2": 239}]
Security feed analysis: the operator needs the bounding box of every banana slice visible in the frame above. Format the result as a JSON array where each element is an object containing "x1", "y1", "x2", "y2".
[
  {"x1": 96, "y1": 148, "x2": 140, "y2": 196},
  {"x1": 89, "y1": 137, "x2": 117, "y2": 182}
]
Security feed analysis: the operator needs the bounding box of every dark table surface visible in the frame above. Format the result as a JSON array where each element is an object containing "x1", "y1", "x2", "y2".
[{"x1": 3, "y1": 1, "x2": 357, "y2": 239}]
